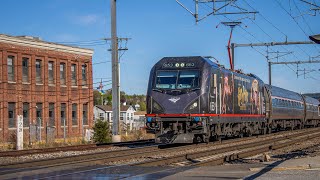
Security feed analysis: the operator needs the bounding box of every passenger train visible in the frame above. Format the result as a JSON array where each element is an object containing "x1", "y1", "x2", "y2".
[{"x1": 146, "y1": 56, "x2": 320, "y2": 144}]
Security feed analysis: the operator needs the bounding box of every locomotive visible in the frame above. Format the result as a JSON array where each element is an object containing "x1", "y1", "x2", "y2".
[{"x1": 146, "y1": 56, "x2": 320, "y2": 144}]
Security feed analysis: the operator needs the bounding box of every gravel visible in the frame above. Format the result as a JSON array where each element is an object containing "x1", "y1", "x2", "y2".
[{"x1": 0, "y1": 146, "x2": 129, "y2": 165}]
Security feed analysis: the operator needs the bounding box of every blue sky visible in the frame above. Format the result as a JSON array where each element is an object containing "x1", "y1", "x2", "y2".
[{"x1": 1, "y1": 0, "x2": 319, "y2": 94}]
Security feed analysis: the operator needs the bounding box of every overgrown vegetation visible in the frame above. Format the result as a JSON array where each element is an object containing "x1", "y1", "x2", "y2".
[
  {"x1": 92, "y1": 119, "x2": 112, "y2": 143},
  {"x1": 93, "y1": 90, "x2": 146, "y2": 110}
]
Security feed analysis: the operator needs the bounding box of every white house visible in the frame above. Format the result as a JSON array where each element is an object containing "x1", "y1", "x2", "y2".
[
  {"x1": 133, "y1": 111, "x2": 146, "y2": 130},
  {"x1": 94, "y1": 105, "x2": 136, "y2": 131}
]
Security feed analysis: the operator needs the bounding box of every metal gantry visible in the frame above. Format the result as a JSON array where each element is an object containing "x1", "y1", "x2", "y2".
[
  {"x1": 176, "y1": 0, "x2": 258, "y2": 24},
  {"x1": 231, "y1": 40, "x2": 318, "y2": 85}
]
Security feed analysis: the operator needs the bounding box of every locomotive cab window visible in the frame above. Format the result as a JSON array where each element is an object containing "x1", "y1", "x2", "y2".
[
  {"x1": 177, "y1": 71, "x2": 199, "y2": 89},
  {"x1": 155, "y1": 70, "x2": 200, "y2": 90}
]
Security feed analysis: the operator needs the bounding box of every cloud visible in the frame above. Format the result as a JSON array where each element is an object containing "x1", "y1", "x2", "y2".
[{"x1": 72, "y1": 14, "x2": 100, "y2": 26}]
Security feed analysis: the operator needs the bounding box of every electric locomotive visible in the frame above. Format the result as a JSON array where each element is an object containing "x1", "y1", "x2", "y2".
[{"x1": 146, "y1": 56, "x2": 320, "y2": 144}]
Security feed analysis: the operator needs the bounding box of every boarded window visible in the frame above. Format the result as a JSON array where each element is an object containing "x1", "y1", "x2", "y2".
[
  {"x1": 48, "y1": 61, "x2": 55, "y2": 84},
  {"x1": 61, "y1": 103, "x2": 66, "y2": 126},
  {"x1": 49, "y1": 103, "x2": 55, "y2": 126},
  {"x1": 82, "y1": 64, "x2": 87, "y2": 86},
  {"x1": 22, "y1": 58, "x2": 29, "y2": 83},
  {"x1": 8, "y1": 102, "x2": 15, "y2": 128},
  {"x1": 72, "y1": 104, "x2": 78, "y2": 125},
  {"x1": 36, "y1": 60, "x2": 42, "y2": 84},
  {"x1": 36, "y1": 103, "x2": 43, "y2": 125},
  {"x1": 71, "y1": 64, "x2": 77, "y2": 86},
  {"x1": 23, "y1": 103, "x2": 29, "y2": 127},
  {"x1": 7, "y1": 56, "x2": 15, "y2": 82},
  {"x1": 60, "y1": 63, "x2": 66, "y2": 85},
  {"x1": 83, "y1": 104, "x2": 88, "y2": 125}
]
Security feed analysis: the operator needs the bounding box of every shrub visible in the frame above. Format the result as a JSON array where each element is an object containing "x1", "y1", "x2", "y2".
[{"x1": 92, "y1": 119, "x2": 112, "y2": 143}]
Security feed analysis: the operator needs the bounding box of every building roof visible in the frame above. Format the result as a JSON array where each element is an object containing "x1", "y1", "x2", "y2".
[
  {"x1": 95, "y1": 105, "x2": 134, "y2": 112},
  {"x1": 134, "y1": 111, "x2": 147, "y2": 115},
  {"x1": 0, "y1": 34, "x2": 93, "y2": 56}
]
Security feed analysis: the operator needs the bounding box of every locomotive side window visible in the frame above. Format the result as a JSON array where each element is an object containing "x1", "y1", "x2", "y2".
[
  {"x1": 318, "y1": 106, "x2": 320, "y2": 116},
  {"x1": 155, "y1": 71, "x2": 178, "y2": 89}
]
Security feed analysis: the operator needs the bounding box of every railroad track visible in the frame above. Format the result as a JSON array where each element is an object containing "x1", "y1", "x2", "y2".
[
  {"x1": 0, "y1": 139, "x2": 155, "y2": 157},
  {"x1": 134, "y1": 127, "x2": 320, "y2": 167},
  {"x1": 0, "y1": 128, "x2": 318, "y2": 179}
]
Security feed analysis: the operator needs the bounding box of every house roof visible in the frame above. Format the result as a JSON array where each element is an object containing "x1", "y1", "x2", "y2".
[
  {"x1": 134, "y1": 111, "x2": 147, "y2": 115},
  {"x1": 95, "y1": 105, "x2": 134, "y2": 112}
]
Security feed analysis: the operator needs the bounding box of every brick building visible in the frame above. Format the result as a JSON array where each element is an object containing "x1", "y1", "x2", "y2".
[{"x1": 0, "y1": 34, "x2": 94, "y2": 142}]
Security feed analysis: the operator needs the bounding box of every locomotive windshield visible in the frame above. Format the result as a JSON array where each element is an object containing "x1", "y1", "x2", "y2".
[{"x1": 155, "y1": 70, "x2": 200, "y2": 90}]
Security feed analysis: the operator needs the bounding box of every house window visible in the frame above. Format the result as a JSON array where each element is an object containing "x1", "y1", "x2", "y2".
[
  {"x1": 71, "y1": 64, "x2": 77, "y2": 86},
  {"x1": 99, "y1": 113, "x2": 104, "y2": 120},
  {"x1": 23, "y1": 103, "x2": 29, "y2": 127},
  {"x1": 8, "y1": 102, "x2": 15, "y2": 128},
  {"x1": 72, "y1": 103, "x2": 78, "y2": 125},
  {"x1": 82, "y1": 64, "x2": 87, "y2": 86},
  {"x1": 22, "y1": 58, "x2": 29, "y2": 83},
  {"x1": 49, "y1": 103, "x2": 55, "y2": 126},
  {"x1": 48, "y1": 61, "x2": 55, "y2": 85},
  {"x1": 61, "y1": 103, "x2": 66, "y2": 126},
  {"x1": 60, "y1": 63, "x2": 66, "y2": 85},
  {"x1": 7, "y1": 56, "x2": 15, "y2": 82},
  {"x1": 36, "y1": 60, "x2": 42, "y2": 84},
  {"x1": 83, "y1": 104, "x2": 88, "y2": 125}
]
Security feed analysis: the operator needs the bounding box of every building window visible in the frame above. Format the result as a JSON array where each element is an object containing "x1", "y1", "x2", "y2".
[
  {"x1": 36, "y1": 60, "x2": 42, "y2": 84},
  {"x1": 83, "y1": 104, "x2": 88, "y2": 125},
  {"x1": 99, "y1": 113, "x2": 104, "y2": 120},
  {"x1": 8, "y1": 102, "x2": 15, "y2": 128},
  {"x1": 49, "y1": 103, "x2": 55, "y2": 127},
  {"x1": 22, "y1": 58, "x2": 29, "y2": 83},
  {"x1": 7, "y1": 56, "x2": 15, "y2": 82},
  {"x1": 82, "y1": 64, "x2": 87, "y2": 86},
  {"x1": 23, "y1": 103, "x2": 29, "y2": 127},
  {"x1": 71, "y1": 64, "x2": 77, "y2": 86},
  {"x1": 60, "y1": 63, "x2": 66, "y2": 85},
  {"x1": 36, "y1": 103, "x2": 42, "y2": 125},
  {"x1": 72, "y1": 104, "x2": 78, "y2": 125},
  {"x1": 61, "y1": 103, "x2": 66, "y2": 127},
  {"x1": 120, "y1": 112, "x2": 125, "y2": 121},
  {"x1": 48, "y1": 61, "x2": 55, "y2": 85}
]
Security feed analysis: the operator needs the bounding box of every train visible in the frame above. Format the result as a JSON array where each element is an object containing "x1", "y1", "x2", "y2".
[{"x1": 145, "y1": 56, "x2": 320, "y2": 144}]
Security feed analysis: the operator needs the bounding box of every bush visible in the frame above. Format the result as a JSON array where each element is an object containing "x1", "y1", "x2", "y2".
[{"x1": 92, "y1": 119, "x2": 112, "y2": 143}]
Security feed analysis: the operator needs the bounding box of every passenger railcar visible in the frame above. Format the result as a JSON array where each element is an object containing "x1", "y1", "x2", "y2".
[{"x1": 146, "y1": 56, "x2": 320, "y2": 144}]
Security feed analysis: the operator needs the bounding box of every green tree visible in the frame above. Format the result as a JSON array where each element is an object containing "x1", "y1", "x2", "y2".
[
  {"x1": 139, "y1": 101, "x2": 146, "y2": 111},
  {"x1": 93, "y1": 90, "x2": 102, "y2": 105},
  {"x1": 92, "y1": 119, "x2": 111, "y2": 143}
]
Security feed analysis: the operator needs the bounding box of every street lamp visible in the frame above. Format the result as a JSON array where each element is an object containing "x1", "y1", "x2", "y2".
[{"x1": 309, "y1": 34, "x2": 320, "y2": 44}]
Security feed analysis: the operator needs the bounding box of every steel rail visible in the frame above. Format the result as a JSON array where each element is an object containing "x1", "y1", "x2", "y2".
[
  {"x1": 0, "y1": 139, "x2": 155, "y2": 157},
  {"x1": 133, "y1": 128, "x2": 320, "y2": 166}
]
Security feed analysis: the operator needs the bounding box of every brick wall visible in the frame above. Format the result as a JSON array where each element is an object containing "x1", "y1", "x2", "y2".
[{"x1": 0, "y1": 41, "x2": 94, "y2": 142}]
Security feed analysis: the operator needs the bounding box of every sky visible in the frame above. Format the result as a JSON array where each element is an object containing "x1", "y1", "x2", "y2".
[{"x1": 0, "y1": 0, "x2": 319, "y2": 95}]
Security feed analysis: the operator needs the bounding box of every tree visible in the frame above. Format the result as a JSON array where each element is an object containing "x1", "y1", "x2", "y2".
[
  {"x1": 93, "y1": 90, "x2": 102, "y2": 105},
  {"x1": 139, "y1": 102, "x2": 146, "y2": 111},
  {"x1": 92, "y1": 119, "x2": 112, "y2": 143}
]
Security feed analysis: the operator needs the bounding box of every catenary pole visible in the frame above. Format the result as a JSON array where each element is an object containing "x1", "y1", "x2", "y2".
[{"x1": 111, "y1": 0, "x2": 121, "y2": 142}]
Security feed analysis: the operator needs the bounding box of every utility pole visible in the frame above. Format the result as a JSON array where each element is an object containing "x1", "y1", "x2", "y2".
[{"x1": 111, "y1": 0, "x2": 121, "y2": 142}]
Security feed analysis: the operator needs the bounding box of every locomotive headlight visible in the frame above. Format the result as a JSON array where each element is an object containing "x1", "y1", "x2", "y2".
[
  {"x1": 190, "y1": 102, "x2": 198, "y2": 109},
  {"x1": 152, "y1": 99, "x2": 164, "y2": 113},
  {"x1": 185, "y1": 99, "x2": 200, "y2": 113}
]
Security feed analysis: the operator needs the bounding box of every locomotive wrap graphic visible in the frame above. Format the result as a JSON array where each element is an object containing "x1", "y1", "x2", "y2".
[{"x1": 146, "y1": 56, "x2": 320, "y2": 144}]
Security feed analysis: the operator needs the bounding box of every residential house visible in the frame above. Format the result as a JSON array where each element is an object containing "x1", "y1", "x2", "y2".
[{"x1": 94, "y1": 105, "x2": 135, "y2": 131}]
